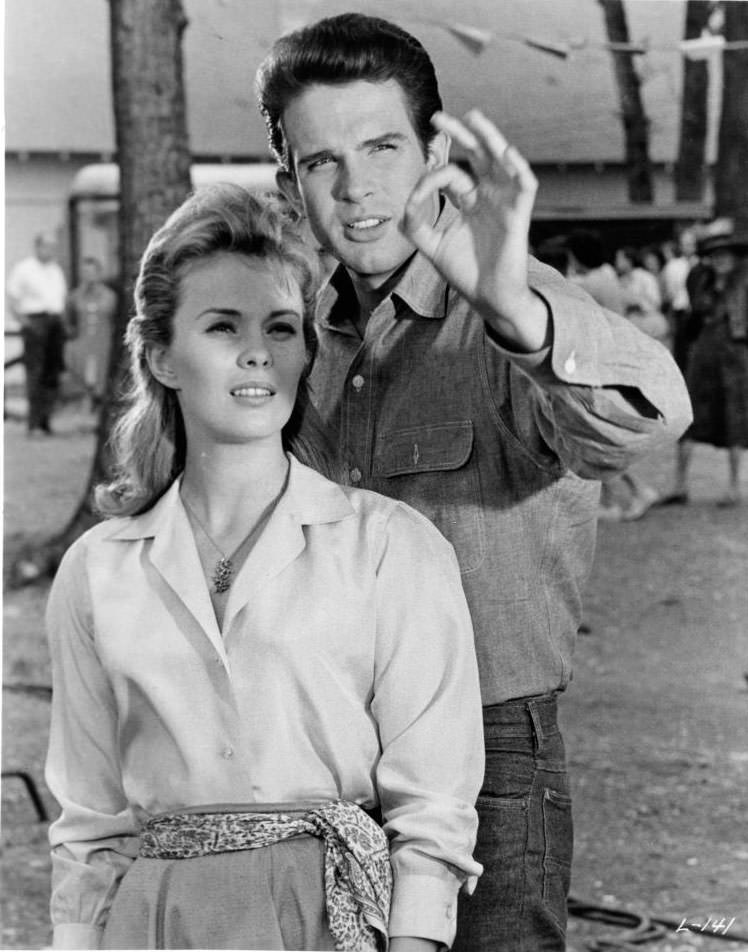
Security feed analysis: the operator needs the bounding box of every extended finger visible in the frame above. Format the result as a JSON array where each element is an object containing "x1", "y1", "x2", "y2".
[
  {"x1": 431, "y1": 111, "x2": 491, "y2": 175},
  {"x1": 463, "y1": 111, "x2": 538, "y2": 193},
  {"x1": 462, "y1": 109, "x2": 510, "y2": 162},
  {"x1": 503, "y1": 144, "x2": 538, "y2": 197},
  {"x1": 406, "y1": 163, "x2": 478, "y2": 213}
]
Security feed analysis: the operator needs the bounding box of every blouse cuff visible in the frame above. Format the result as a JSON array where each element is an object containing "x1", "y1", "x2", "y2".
[
  {"x1": 53, "y1": 922, "x2": 104, "y2": 950},
  {"x1": 388, "y1": 873, "x2": 462, "y2": 947}
]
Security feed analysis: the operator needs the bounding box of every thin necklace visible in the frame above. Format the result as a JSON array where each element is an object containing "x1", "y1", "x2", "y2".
[{"x1": 181, "y1": 467, "x2": 290, "y2": 595}]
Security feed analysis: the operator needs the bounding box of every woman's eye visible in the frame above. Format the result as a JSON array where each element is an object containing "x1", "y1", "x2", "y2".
[
  {"x1": 267, "y1": 323, "x2": 297, "y2": 338},
  {"x1": 206, "y1": 321, "x2": 235, "y2": 334},
  {"x1": 373, "y1": 142, "x2": 396, "y2": 154}
]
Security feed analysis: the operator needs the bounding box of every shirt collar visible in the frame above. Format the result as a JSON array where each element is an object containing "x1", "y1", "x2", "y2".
[
  {"x1": 107, "y1": 454, "x2": 354, "y2": 542},
  {"x1": 316, "y1": 200, "x2": 457, "y2": 328}
]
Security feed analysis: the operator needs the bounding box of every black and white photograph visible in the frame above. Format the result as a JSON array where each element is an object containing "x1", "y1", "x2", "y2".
[{"x1": 3, "y1": 1, "x2": 748, "y2": 950}]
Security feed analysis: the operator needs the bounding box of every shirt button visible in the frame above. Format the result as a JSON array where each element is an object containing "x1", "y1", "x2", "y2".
[
  {"x1": 222, "y1": 746, "x2": 234, "y2": 759},
  {"x1": 445, "y1": 902, "x2": 456, "y2": 920},
  {"x1": 564, "y1": 351, "x2": 577, "y2": 376},
  {"x1": 350, "y1": 467, "x2": 362, "y2": 484},
  {"x1": 351, "y1": 374, "x2": 365, "y2": 391}
]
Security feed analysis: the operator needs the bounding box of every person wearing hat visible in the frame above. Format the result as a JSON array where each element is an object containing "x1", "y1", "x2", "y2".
[{"x1": 661, "y1": 223, "x2": 748, "y2": 506}]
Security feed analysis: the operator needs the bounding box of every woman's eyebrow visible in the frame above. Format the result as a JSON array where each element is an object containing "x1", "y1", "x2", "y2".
[
  {"x1": 266, "y1": 309, "x2": 303, "y2": 319},
  {"x1": 195, "y1": 307, "x2": 240, "y2": 320}
]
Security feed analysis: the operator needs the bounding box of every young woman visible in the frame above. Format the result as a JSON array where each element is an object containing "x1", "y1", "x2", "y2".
[
  {"x1": 614, "y1": 246, "x2": 669, "y2": 346},
  {"x1": 45, "y1": 185, "x2": 484, "y2": 951},
  {"x1": 662, "y1": 228, "x2": 748, "y2": 507}
]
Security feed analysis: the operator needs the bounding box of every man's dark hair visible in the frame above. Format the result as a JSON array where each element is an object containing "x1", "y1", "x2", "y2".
[
  {"x1": 566, "y1": 229, "x2": 606, "y2": 271},
  {"x1": 535, "y1": 236, "x2": 569, "y2": 275},
  {"x1": 255, "y1": 13, "x2": 442, "y2": 172}
]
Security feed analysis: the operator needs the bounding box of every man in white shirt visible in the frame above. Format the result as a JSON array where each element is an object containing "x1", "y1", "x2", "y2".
[
  {"x1": 660, "y1": 228, "x2": 699, "y2": 371},
  {"x1": 7, "y1": 231, "x2": 68, "y2": 435}
]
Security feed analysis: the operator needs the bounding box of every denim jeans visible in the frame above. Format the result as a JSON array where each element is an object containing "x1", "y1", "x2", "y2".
[{"x1": 452, "y1": 694, "x2": 573, "y2": 952}]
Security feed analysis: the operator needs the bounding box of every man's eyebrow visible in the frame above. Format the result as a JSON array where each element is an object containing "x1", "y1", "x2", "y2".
[
  {"x1": 360, "y1": 131, "x2": 408, "y2": 149},
  {"x1": 297, "y1": 132, "x2": 409, "y2": 167}
]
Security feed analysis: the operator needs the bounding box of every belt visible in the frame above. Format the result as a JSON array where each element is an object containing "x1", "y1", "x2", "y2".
[{"x1": 140, "y1": 800, "x2": 391, "y2": 951}]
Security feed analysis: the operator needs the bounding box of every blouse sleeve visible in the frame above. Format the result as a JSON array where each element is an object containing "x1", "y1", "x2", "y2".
[
  {"x1": 370, "y1": 503, "x2": 484, "y2": 947},
  {"x1": 45, "y1": 538, "x2": 140, "y2": 950}
]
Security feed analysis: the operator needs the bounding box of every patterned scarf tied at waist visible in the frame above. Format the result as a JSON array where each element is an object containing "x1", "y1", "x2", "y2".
[{"x1": 140, "y1": 800, "x2": 392, "y2": 951}]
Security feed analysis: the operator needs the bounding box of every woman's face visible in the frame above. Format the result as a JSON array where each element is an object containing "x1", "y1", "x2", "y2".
[
  {"x1": 149, "y1": 252, "x2": 307, "y2": 452},
  {"x1": 615, "y1": 249, "x2": 633, "y2": 275},
  {"x1": 642, "y1": 252, "x2": 660, "y2": 274},
  {"x1": 708, "y1": 248, "x2": 737, "y2": 277}
]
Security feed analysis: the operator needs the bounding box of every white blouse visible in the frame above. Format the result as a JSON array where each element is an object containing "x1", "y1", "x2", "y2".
[{"x1": 46, "y1": 455, "x2": 484, "y2": 949}]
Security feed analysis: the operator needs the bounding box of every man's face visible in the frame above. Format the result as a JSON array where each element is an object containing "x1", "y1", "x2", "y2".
[
  {"x1": 35, "y1": 236, "x2": 57, "y2": 263},
  {"x1": 279, "y1": 79, "x2": 448, "y2": 291},
  {"x1": 679, "y1": 231, "x2": 696, "y2": 257}
]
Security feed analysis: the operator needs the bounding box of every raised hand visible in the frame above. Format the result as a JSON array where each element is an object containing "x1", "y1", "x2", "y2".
[{"x1": 403, "y1": 110, "x2": 550, "y2": 351}]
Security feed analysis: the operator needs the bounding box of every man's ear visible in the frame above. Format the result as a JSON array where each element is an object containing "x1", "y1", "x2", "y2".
[
  {"x1": 426, "y1": 129, "x2": 451, "y2": 171},
  {"x1": 276, "y1": 169, "x2": 303, "y2": 215},
  {"x1": 146, "y1": 345, "x2": 179, "y2": 390}
]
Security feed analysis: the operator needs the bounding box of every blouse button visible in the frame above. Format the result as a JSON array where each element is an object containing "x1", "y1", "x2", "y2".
[
  {"x1": 351, "y1": 374, "x2": 365, "y2": 391},
  {"x1": 222, "y1": 746, "x2": 234, "y2": 760},
  {"x1": 564, "y1": 351, "x2": 577, "y2": 376},
  {"x1": 350, "y1": 467, "x2": 362, "y2": 484}
]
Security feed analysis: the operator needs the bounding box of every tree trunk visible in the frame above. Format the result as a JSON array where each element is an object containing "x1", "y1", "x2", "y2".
[
  {"x1": 675, "y1": 0, "x2": 711, "y2": 201},
  {"x1": 13, "y1": 0, "x2": 192, "y2": 584},
  {"x1": 598, "y1": 0, "x2": 654, "y2": 202},
  {"x1": 714, "y1": 2, "x2": 748, "y2": 229}
]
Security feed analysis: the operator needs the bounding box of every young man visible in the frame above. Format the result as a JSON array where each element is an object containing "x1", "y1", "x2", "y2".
[{"x1": 257, "y1": 14, "x2": 692, "y2": 951}]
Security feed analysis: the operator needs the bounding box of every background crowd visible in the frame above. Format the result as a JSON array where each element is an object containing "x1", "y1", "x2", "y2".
[
  {"x1": 6, "y1": 236, "x2": 116, "y2": 434},
  {"x1": 536, "y1": 218, "x2": 748, "y2": 520}
]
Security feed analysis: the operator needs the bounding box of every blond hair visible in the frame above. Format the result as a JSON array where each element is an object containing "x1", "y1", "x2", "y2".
[{"x1": 96, "y1": 184, "x2": 334, "y2": 516}]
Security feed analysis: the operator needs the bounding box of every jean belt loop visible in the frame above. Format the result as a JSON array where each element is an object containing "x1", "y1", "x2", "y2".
[{"x1": 527, "y1": 699, "x2": 545, "y2": 752}]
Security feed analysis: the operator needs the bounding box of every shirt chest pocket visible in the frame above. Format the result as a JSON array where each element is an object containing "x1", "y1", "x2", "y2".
[{"x1": 373, "y1": 420, "x2": 486, "y2": 575}]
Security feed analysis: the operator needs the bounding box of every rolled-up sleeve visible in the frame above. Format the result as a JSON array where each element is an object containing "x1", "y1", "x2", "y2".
[
  {"x1": 370, "y1": 503, "x2": 484, "y2": 947},
  {"x1": 486, "y1": 259, "x2": 693, "y2": 479},
  {"x1": 45, "y1": 541, "x2": 140, "y2": 950}
]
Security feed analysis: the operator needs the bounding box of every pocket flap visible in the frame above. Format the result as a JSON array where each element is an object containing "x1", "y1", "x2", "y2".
[{"x1": 376, "y1": 421, "x2": 474, "y2": 476}]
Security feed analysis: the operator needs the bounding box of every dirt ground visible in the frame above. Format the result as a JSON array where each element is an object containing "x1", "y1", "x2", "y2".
[{"x1": 2, "y1": 397, "x2": 748, "y2": 952}]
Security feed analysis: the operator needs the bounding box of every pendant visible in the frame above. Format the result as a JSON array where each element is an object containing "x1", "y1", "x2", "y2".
[{"x1": 212, "y1": 557, "x2": 233, "y2": 594}]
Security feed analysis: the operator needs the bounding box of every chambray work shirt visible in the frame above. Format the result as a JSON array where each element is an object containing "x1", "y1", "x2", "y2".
[
  {"x1": 309, "y1": 204, "x2": 693, "y2": 705},
  {"x1": 45, "y1": 457, "x2": 484, "y2": 949}
]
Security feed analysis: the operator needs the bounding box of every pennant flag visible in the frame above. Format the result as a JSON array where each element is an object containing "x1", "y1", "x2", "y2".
[
  {"x1": 523, "y1": 37, "x2": 570, "y2": 59},
  {"x1": 442, "y1": 22, "x2": 494, "y2": 55},
  {"x1": 604, "y1": 41, "x2": 648, "y2": 55},
  {"x1": 679, "y1": 33, "x2": 726, "y2": 60}
]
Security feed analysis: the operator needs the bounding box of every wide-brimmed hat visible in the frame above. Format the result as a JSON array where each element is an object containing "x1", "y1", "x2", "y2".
[{"x1": 698, "y1": 223, "x2": 748, "y2": 256}]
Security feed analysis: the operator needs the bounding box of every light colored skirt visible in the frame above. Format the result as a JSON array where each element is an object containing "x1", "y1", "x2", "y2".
[{"x1": 101, "y1": 834, "x2": 336, "y2": 950}]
